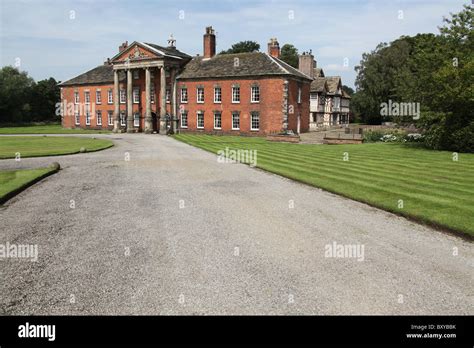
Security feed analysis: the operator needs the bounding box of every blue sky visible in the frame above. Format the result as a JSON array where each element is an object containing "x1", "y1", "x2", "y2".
[{"x1": 0, "y1": 0, "x2": 468, "y2": 88}]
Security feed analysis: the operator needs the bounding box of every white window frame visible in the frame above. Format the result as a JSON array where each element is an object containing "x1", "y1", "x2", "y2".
[
  {"x1": 197, "y1": 87, "x2": 204, "y2": 103},
  {"x1": 180, "y1": 88, "x2": 188, "y2": 103},
  {"x1": 96, "y1": 90, "x2": 101, "y2": 104},
  {"x1": 85, "y1": 111, "x2": 91, "y2": 125},
  {"x1": 180, "y1": 111, "x2": 188, "y2": 128},
  {"x1": 96, "y1": 110, "x2": 102, "y2": 126},
  {"x1": 120, "y1": 89, "x2": 126, "y2": 104},
  {"x1": 232, "y1": 86, "x2": 240, "y2": 103},
  {"x1": 151, "y1": 87, "x2": 155, "y2": 104},
  {"x1": 120, "y1": 111, "x2": 126, "y2": 126},
  {"x1": 74, "y1": 91, "x2": 79, "y2": 104},
  {"x1": 133, "y1": 87, "x2": 140, "y2": 104},
  {"x1": 297, "y1": 87, "x2": 302, "y2": 104},
  {"x1": 197, "y1": 111, "x2": 204, "y2": 129},
  {"x1": 108, "y1": 90, "x2": 113, "y2": 104},
  {"x1": 134, "y1": 113, "x2": 140, "y2": 127},
  {"x1": 108, "y1": 111, "x2": 113, "y2": 126},
  {"x1": 75, "y1": 111, "x2": 80, "y2": 125},
  {"x1": 251, "y1": 86, "x2": 260, "y2": 103},
  {"x1": 84, "y1": 91, "x2": 90, "y2": 105},
  {"x1": 166, "y1": 88, "x2": 171, "y2": 104},
  {"x1": 232, "y1": 111, "x2": 240, "y2": 130},
  {"x1": 214, "y1": 87, "x2": 221, "y2": 103},
  {"x1": 214, "y1": 111, "x2": 222, "y2": 129},
  {"x1": 251, "y1": 111, "x2": 259, "y2": 131}
]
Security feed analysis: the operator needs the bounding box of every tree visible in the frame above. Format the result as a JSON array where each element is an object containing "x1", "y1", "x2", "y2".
[
  {"x1": 342, "y1": 85, "x2": 354, "y2": 96},
  {"x1": 220, "y1": 41, "x2": 260, "y2": 54},
  {"x1": 280, "y1": 44, "x2": 298, "y2": 67},
  {"x1": 30, "y1": 78, "x2": 60, "y2": 122},
  {"x1": 0, "y1": 66, "x2": 34, "y2": 123}
]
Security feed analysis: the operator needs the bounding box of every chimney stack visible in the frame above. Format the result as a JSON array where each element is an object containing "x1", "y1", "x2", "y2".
[
  {"x1": 298, "y1": 51, "x2": 316, "y2": 79},
  {"x1": 203, "y1": 26, "x2": 216, "y2": 59},
  {"x1": 267, "y1": 38, "x2": 280, "y2": 58},
  {"x1": 119, "y1": 41, "x2": 128, "y2": 53}
]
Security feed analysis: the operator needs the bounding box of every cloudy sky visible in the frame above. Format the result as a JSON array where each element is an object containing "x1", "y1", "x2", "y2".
[{"x1": 0, "y1": 0, "x2": 468, "y2": 88}]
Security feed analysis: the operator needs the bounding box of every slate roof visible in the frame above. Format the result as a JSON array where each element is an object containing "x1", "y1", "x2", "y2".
[
  {"x1": 59, "y1": 64, "x2": 126, "y2": 86},
  {"x1": 342, "y1": 89, "x2": 352, "y2": 99},
  {"x1": 143, "y1": 43, "x2": 191, "y2": 59},
  {"x1": 325, "y1": 76, "x2": 342, "y2": 94},
  {"x1": 177, "y1": 52, "x2": 312, "y2": 81},
  {"x1": 314, "y1": 68, "x2": 324, "y2": 77},
  {"x1": 310, "y1": 77, "x2": 327, "y2": 92}
]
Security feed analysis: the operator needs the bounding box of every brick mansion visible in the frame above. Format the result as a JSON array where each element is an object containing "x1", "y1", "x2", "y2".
[{"x1": 60, "y1": 26, "x2": 350, "y2": 134}]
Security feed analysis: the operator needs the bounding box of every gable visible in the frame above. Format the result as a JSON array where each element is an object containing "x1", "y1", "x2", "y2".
[{"x1": 111, "y1": 43, "x2": 160, "y2": 63}]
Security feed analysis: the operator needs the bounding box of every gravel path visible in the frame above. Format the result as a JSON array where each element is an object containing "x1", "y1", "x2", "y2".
[{"x1": 0, "y1": 134, "x2": 472, "y2": 315}]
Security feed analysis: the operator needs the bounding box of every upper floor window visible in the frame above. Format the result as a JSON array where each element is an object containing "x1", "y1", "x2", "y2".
[
  {"x1": 133, "y1": 87, "x2": 140, "y2": 104},
  {"x1": 120, "y1": 89, "x2": 126, "y2": 104},
  {"x1": 84, "y1": 91, "x2": 90, "y2": 105},
  {"x1": 251, "y1": 86, "x2": 260, "y2": 103},
  {"x1": 133, "y1": 70, "x2": 139, "y2": 79},
  {"x1": 96, "y1": 90, "x2": 101, "y2": 104},
  {"x1": 251, "y1": 111, "x2": 259, "y2": 131},
  {"x1": 214, "y1": 87, "x2": 221, "y2": 103},
  {"x1": 108, "y1": 90, "x2": 113, "y2": 104},
  {"x1": 297, "y1": 87, "x2": 302, "y2": 104},
  {"x1": 74, "y1": 92, "x2": 79, "y2": 104},
  {"x1": 232, "y1": 86, "x2": 240, "y2": 103},
  {"x1": 166, "y1": 88, "x2": 171, "y2": 103},
  {"x1": 197, "y1": 87, "x2": 204, "y2": 103},
  {"x1": 180, "y1": 88, "x2": 188, "y2": 103}
]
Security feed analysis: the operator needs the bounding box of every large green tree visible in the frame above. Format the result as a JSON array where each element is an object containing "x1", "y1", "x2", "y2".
[
  {"x1": 220, "y1": 41, "x2": 260, "y2": 54},
  {"x1": 280, "y1": 44, "x2": 298, "y2": 67},
  {"x1": 0, "y1": 66, "x2": 35, "y2": 123}
]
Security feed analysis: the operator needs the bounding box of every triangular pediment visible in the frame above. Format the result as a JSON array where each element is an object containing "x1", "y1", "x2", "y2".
[{"x1": 111, "y1": 42, "x2": 162, "y2": 63}]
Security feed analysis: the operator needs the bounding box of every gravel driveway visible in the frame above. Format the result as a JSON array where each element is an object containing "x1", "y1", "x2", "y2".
[{"x1": 0, "y1": 134, "x2": 472, "y2": 315}]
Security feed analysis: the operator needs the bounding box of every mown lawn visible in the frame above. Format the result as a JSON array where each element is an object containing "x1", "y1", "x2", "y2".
[
  {"x1": 174, "y1": 134, "x2": 474, "y2": 237},
  {"x1": 0, "y1": 167, "x2": 57, "y2": 204},
  {"x1": 0, "y1": 124, "x2": 111, "y2": 134},
  {"x1": 0, "y1": 136, "x2": 114, "y2": 159}
]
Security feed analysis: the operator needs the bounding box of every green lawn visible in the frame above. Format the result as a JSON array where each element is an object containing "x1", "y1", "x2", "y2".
[
  {"x1": 0, "y1": 167, "x2": 58, "y2": 204},
  {"x1": 0, "y1": 136, "x2": 114, "y2": 159},
  {"x1": 0, "y1": 124, "x2": 111, "y2": 134},
  {"x1": 174, "y1": 134, "x2": 474, "y2": 237}
]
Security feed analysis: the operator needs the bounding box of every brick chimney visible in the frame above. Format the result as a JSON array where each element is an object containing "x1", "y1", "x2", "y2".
[
  {"x1": 119, "y1": 41, "x2": 128, "y2": 53},
  {"x1": 298, "y1": 51, "x2": 316, "y2": 79},
  {"x1": 203, "y1": 26, "x2": 216, "y2": 59},
  {"x1": 267, "y1": 38, "x2": 280, "y2": 58}
]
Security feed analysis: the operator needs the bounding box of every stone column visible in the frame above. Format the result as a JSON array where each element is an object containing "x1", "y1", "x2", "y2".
[
  {"x1": 126, "y1": 69, "x2": 133, "y2": 133},
  {"x1": 144, "y1": 67, "x2": 152, "y2": 133},
  {"x1": 159, "y1": 66, "x2": 167, "y2": 134},
  {"x1": 170, "y1": 68, "x2": 177, "y2": 134},
  {"x1": 113, "y1": 70, "x2": 120, "y2": 133}
]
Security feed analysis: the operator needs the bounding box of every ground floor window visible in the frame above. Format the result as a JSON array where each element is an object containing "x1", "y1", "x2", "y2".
[
  {"x1": 96, "y1": 110, "x2": 102, "y2": 126},
  {"x1": 75, "y1": 112, "x2": 80, "y2": 125},
  {"x1": 181, "y1": 111, "x2": 188, "y2": 128},
  {"x1": 251, "y1": 111, "x2": 259, "y2": 130},
  {"x1": 85, "y1": 111, "x2": 91, "y2": 125},
  {"x1": 120, "y1": 111, "x2": 126, "y2": 126},
  {"x1": 214, "y1": 112, "x2": 222, "y2": 129},
  {"x1": 134, "y1": 113, "x2": 140, "y2": 127},
  {"x1": 232, "y1": 111, "x2": 240, "y2": 130},
  {"x1": 197, "y1": 111, "x2": 204, "y2": 129},
  {"x1": 108, "y1": 111, "x2": 113, "y2": 126}
]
